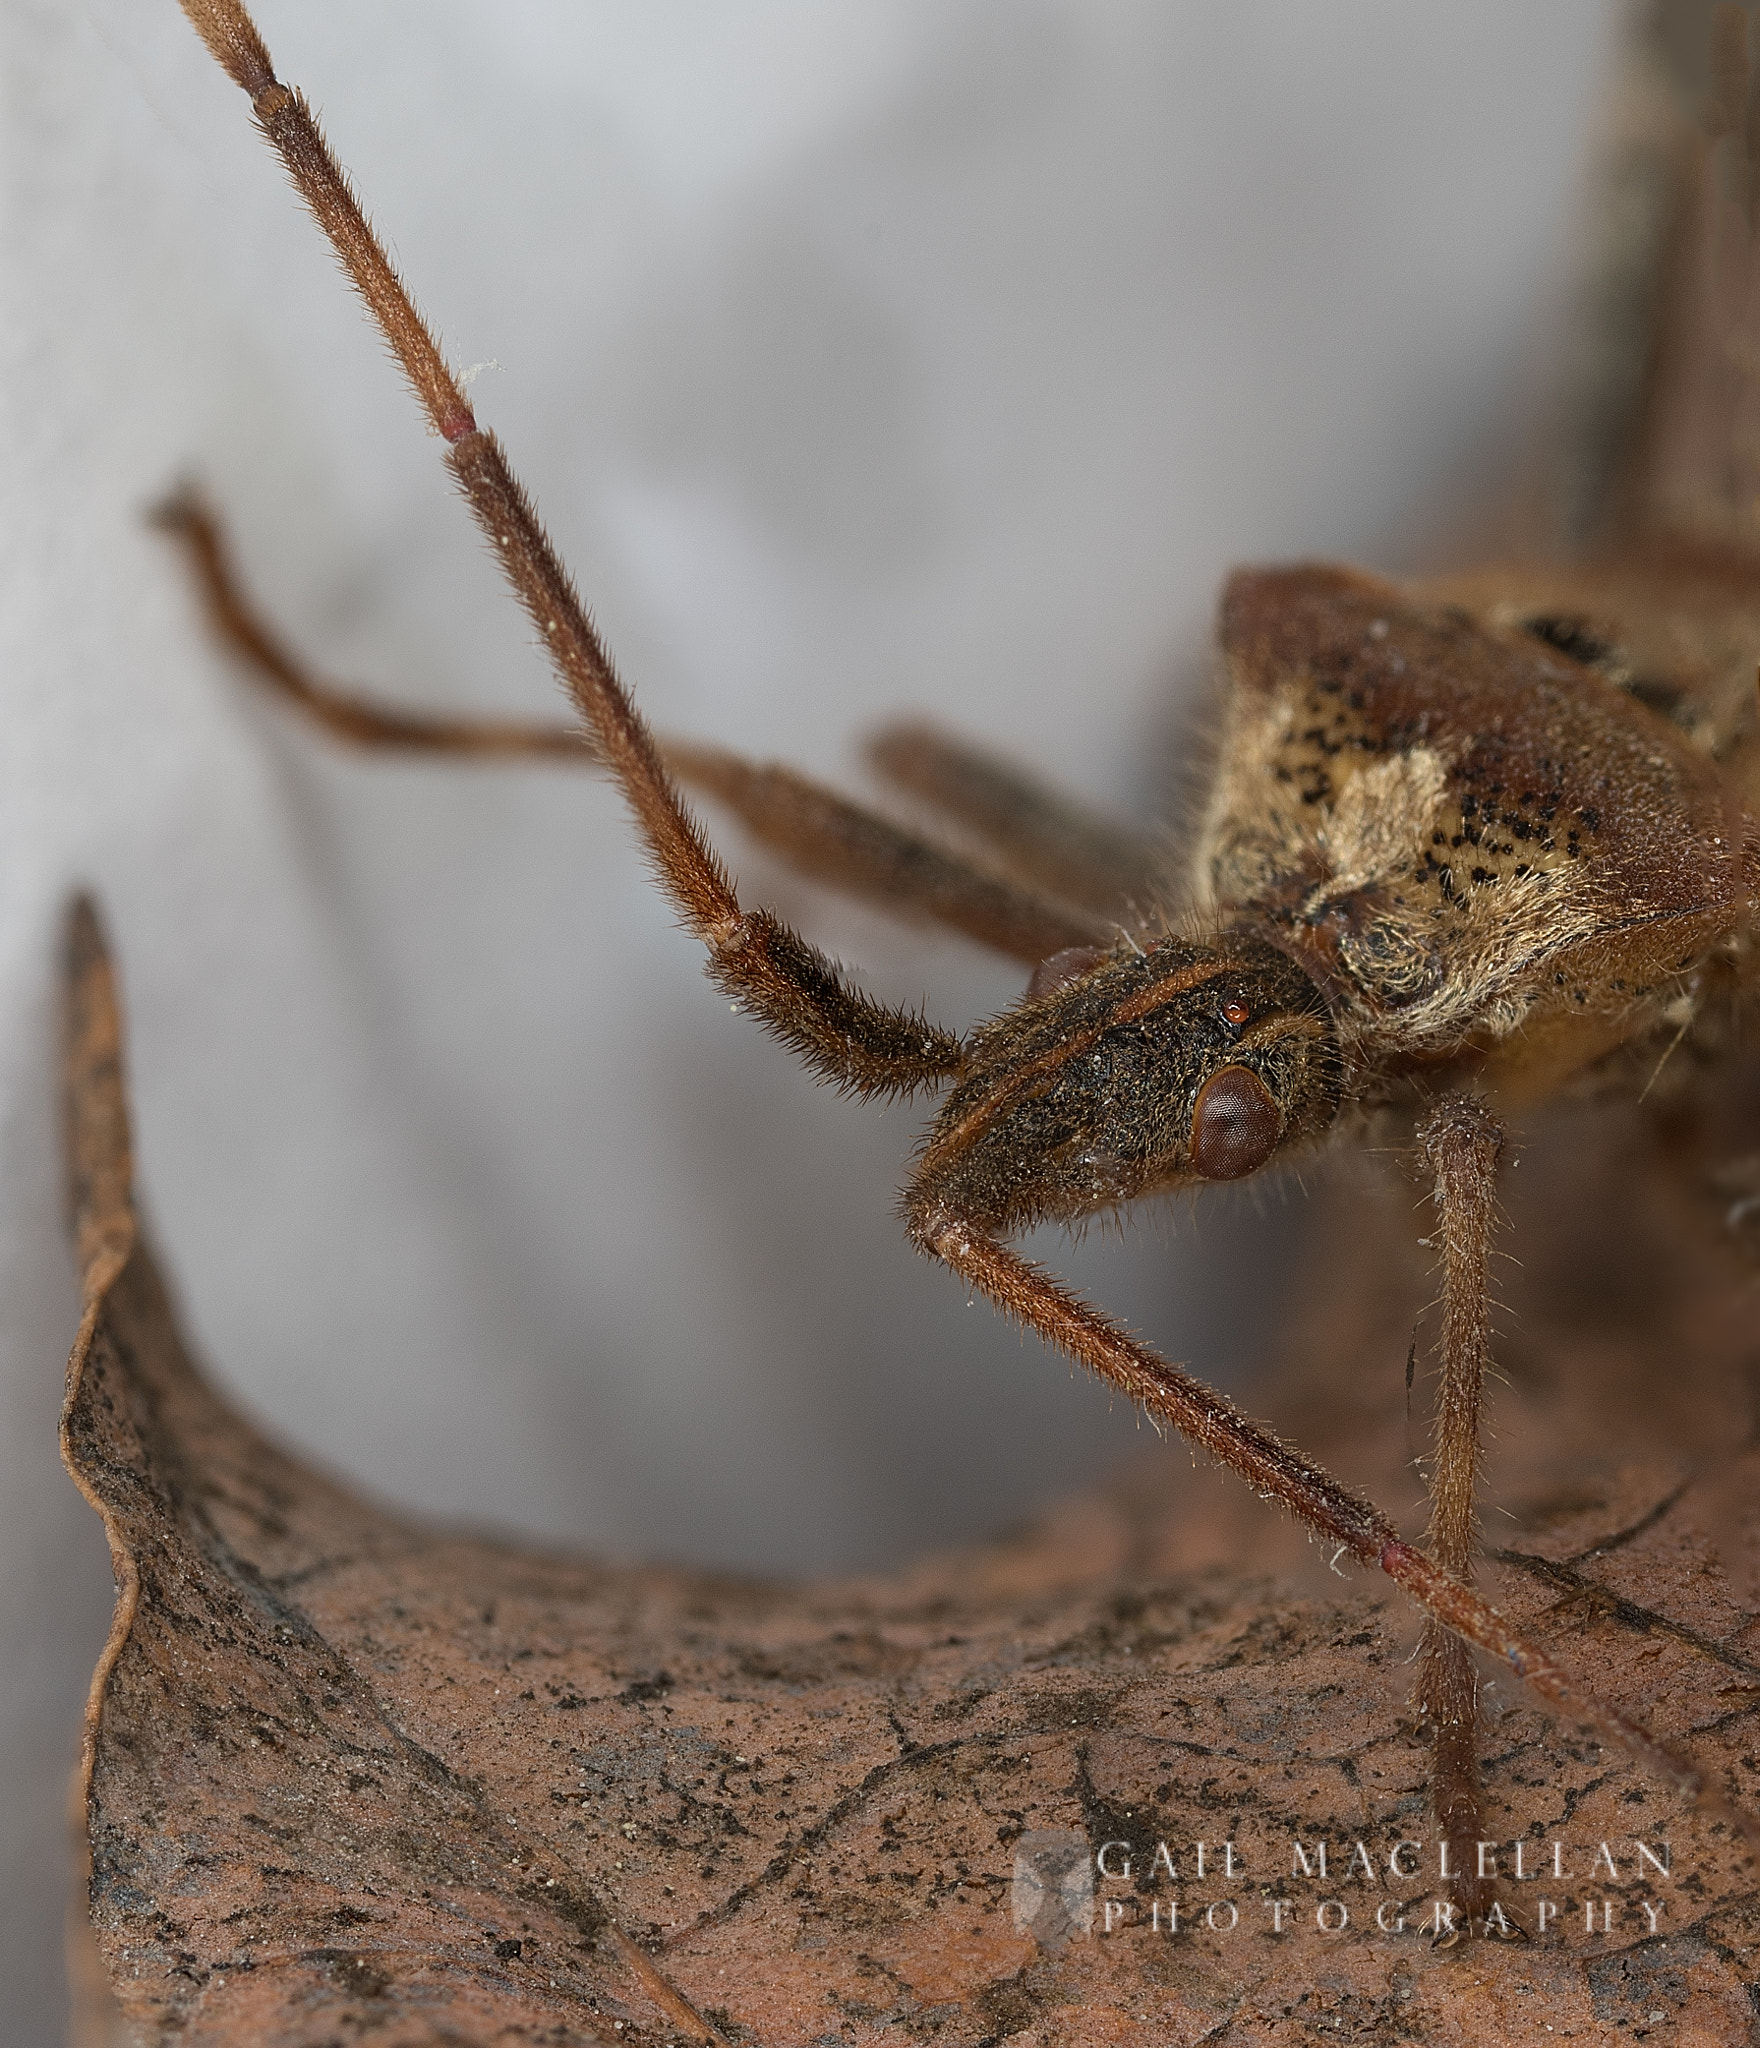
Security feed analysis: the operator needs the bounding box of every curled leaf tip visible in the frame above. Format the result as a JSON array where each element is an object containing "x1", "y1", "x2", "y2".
[{"x1": 63, "y1": 895, "x2": 135, "y2": 1303}]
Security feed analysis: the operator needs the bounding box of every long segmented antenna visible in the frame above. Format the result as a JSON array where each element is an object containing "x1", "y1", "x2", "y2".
[{"x1": 176, "y1": 0, "x2": 959, "y2": 1101}]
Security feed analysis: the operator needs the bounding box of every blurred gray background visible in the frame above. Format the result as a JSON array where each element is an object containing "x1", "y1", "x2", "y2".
[{"x1": 2, "y1": 2, "x2": 1615, "y2": 2033}]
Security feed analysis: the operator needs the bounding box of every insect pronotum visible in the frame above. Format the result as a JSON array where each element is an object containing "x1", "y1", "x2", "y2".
[{"x1": 162, "y1": 0, "x2": 1760, "y2": 1928}]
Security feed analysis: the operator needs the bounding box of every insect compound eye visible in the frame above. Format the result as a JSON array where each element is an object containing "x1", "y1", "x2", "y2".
[{"x1": 1190, "y1": 1064, "x2": 1280, "y2": 1181}]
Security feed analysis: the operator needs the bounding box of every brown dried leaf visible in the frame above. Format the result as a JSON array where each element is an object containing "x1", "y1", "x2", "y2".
[{"x1": 60, "y1": 902, "x2": 1760, "y2": 2045}]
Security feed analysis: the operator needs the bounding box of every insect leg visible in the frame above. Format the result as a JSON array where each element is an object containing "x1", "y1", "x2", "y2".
[
  {"x1": 867, "y1": 720, "x2": 1165, "y2": 914},
  {"x1": 152, "y1": 489, "x2": 593, "y2": 761},
  {"x1": 1414, "y1": 1095, "x2": 1504, "y2": 1930},
  {"x1": 908, "y1": 1197, "x2": 1760, "y2": 1849},
  {"x1": 659, "y1": 740, "x2": 1108, "y2": 961},
  {"x1": 156, "y1": 488, "x2": 1105, "y2": 965}
]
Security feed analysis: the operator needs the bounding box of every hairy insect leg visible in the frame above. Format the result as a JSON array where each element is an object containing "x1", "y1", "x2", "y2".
[
  {"x1": 155, "y1": 488, "x2": 1104, "y2": 966},
  {"x1": 868, "y1": 719, "x2": 1165, "y2": 915},
  {"x1": 1414, "y1": 1096, "x2": 1505, "y2": 1931},
  {"x1": 151, "y1": 489, "x2": 592, "y2": 760},
  {"x1": 660, "y1": 740, "x2": 1108, "y2": 962},
  {"x1": 907, "y1": 1198, "x2": 1760, "y2": 1850}
]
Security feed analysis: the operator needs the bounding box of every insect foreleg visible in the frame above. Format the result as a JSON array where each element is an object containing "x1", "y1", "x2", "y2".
[
  {"x1": 151, "y1": 488, "x2": 594, "y2": 761},
  {"x1": 659, "y1": 740, "x2": 1110, "y2": 960},
  {"x1": 909, "y1": 1198, "x2": 1760, "y2": 1853},
  {"x1": 866, "y1": 720, "x2": 1165, "y2": 915},
  {"x1": 1414, "y1": 1094, "x2": 1504, "y2": 1929},
  {"x1": 155, "y1": 487, "x2": 1105, "y2": 965}
]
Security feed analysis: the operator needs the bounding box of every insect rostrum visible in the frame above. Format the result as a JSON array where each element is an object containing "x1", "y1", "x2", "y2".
[{"x1": 166, "y1": 0, "x2": 1760, "y2": 1931}]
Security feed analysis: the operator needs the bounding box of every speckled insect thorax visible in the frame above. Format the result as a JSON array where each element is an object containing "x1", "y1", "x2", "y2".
[{"x1": 1194, "y1": 564, "x2": 1760, "y2": 1103}]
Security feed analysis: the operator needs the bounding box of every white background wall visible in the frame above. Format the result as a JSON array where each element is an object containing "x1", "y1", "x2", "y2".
[{"x1": 1, "y1": 3, "x2": 1613, "y2": 2033}]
